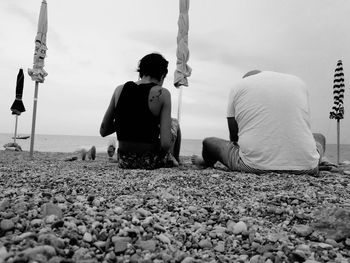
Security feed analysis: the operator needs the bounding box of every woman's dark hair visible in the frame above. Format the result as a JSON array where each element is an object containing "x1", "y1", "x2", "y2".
[{"x1": 137, "y1": 53, "x2": 169, "y2": 81}]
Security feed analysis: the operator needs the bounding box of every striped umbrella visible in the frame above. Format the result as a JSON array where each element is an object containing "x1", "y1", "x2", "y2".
[
  {"x1": 329, "y1": 59, "x2": 345, "y2": 164},
  {"x1": 28, "y1": 0, "x2": 48, "y2": 158},
  {"x1": 174, "y1": 0, "x2": 191, "y2": 121},
  {"x1": 329, "y1": 60, "x2": 345, "y2": 120}
]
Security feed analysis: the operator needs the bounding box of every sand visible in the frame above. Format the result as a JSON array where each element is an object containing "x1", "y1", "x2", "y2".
[{"x1": 1, "y1": 150, "x2": 350, "y2": 262}]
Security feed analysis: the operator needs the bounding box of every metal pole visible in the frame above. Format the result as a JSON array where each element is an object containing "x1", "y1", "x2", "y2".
[
  {"x1": 29, "y1": 82, "x2": 39, "y2": 158},
  {"x1": 337, "y1": 119, "x2": 340, "y2": 164},
  {"x1": 13, "y1": 115, "x2": 18, "y2": 144},
  {"x1": 177, "y1": 86, "x2": 183, "y2": 123}
]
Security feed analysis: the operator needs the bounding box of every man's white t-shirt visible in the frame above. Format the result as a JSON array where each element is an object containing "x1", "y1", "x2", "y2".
[{"x1": 227, "y1": 71, "x2": 320, "y2": 170}]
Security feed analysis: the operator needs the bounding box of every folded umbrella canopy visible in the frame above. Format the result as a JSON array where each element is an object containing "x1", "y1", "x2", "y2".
[
  {"x1": 28, "y1": 0, "x2": 48, "y2": 83},
  {"x1": 10, "y1": 68, "x2": 25, "y2": 115},
  {"x1": 28, "y1": 0, "x2": 48, "y2": 157},
  {"x1": 174, "y1": 0, "x2": 191, "y2": 121},
  {"x1": 174, "y1": 0, "x2": 191, "y2": 88},
  {"x1": 329, "y1": 59, "x2": 345, "y2": 164}
]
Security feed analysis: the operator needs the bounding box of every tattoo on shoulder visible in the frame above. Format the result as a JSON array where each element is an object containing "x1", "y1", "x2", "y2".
[{"x1": 150, "y1": 89, "x2": 162, "y2": 102}]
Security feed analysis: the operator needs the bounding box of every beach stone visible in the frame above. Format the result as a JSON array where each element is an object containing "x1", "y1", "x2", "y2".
[
  {"x1": 31, "y1": 218, "x2": 43, "y2": 227},
  {"x1": 292, "y1": 224, "x2": 313, "y2": 237},
  {"x1": 233, "y1": 221, "x2": 247, "y2": 234},
  {"x1": 0, "y1": 246, "x2": 9, "y2": 261},
  {"x1": 72, "y1": 247, "x2": 90, "y2": 261},
  {"x1": 313, "y1": 242, "x2": 333, "y2": 250},
  {"x1": 0, "y1": 198, "x2": 10, "y2": 212},
  {"x1": 182, "y1": 257, "x2": 195, "y2": 263},
  {"x1": 22, "y1": 245, "x2": 56, "y2": 258},
  {"x1": 113, "y1": 206, "x2": 124, "y2": 215},
  {"x1": 41, "y1": 203, "x2": 63, "y2": 219},
  {"x1": 94, "y1": 241, "x2": 106, "y2": 249},
  {"x1": 157, "y1": 234, "x2": 171, "y2": 244},
  {"x1": 13, "y1": 232, "x2": 36, "y2": 242},
  {"x1": 214, "y1": 241, "x2": 225, "y2": 252},
  {"x1": 38, "y1": 233, "x2": 65, "y2": 249},
  {"x1": 198, "y1": 239, "x2": 212, "y2": 249},
  {"x1": 112, "y1": 237, "x2": 130, "y2": 253},
  {"x1": 138, "y1": 239, "x2": 157, "y2": 251},
  {"x1": 137, "y1": 208, "x2": 151, "y2": 217},
  {"x1": 312, "y1": 207, "x2": 350, "y2": 241},
  {"x1": 0, "y1": 219, "x2": 15, "y2": 232},
  {"x1": 249, "y1": 255, "x2": 262, "y2": 263},
  {"x1": 83, "y1": 232, "x2": 93, "y2": 243}
]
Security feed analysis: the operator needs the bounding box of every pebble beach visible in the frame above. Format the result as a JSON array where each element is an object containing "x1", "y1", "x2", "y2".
[{"x1": 1, "y1": 150, "x2": 350, "y2": 263}]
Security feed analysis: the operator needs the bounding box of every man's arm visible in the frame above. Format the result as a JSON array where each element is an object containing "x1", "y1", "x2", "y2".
[{"x1": 227, "y1": 117, "x2": 239, "y2": 144}]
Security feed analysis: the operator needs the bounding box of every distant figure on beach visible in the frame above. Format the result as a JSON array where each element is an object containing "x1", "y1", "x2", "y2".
[
  {"x1": 192, "y1": 70, "x2": 325, "y2": 175},
  {"x1": 100, "y1": 53, "x2": 181, "y2": 169}
]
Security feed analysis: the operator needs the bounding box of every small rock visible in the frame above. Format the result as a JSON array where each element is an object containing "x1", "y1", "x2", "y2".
[
  {"x1": 138, "y1": 239, "x2": 157, "y2": 252},
  {"x1": 314, "y1": 242, "x2": 333, "y2": 250},
  {"x1": 198, "y1": 239, "x2": 212, "y2": 249},
  {"x1": 22, "y1": 245, "x2": 56, "y2": 258},
  {"x1": 41, "y1": 203, "x2": 63, "y2": 219},
  {"x1": 157, "y1": 234, "x2": 171, "y2": 244},
  {"x1": 214, "y1": 241, "x2": 225, "y2": 252},
  {"x1": 0, "y1": 219, "x2": 15, "y2": 232},
  {"x1": 325, "y1": 238, "x2": 338, "y2": 247},
  {"x1": 0, "y1": 198, "x2": 10, "y2": 212},
  {"x1": 113, "y1": 237, "x2": 129, "y2": 254},
  {"x1": 0, "y1": 246, "x2": 9, "y2": 260},
  {"x1": 83, "y1": 232, "x2": 93, "y2": 242},
  {"x1": 233, "y1": 221, "x2": 247, "y2": 234},
  {"x1": 188, "y1": 206, "x2": 197, "y2": 212},
  {"x1": 31, "y1": 218, "x2": 43, "y2": 227},
  {"x1": 249, "y1": 255, "x2": 262, "y2": 263},
  {"x1": 182, "y1": 257, "x2": 195, "y2": 263},
  {"x1": 292, "y1": 224, "x2": 313, "y2": 237},
  {"x1": 137, "y1": 208, "x2": 151, "y2": 217}
]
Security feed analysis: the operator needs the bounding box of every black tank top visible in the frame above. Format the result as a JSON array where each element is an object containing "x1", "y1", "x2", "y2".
[{"x1": 115, "y1": 81, "x2": 160, "y2": 143}]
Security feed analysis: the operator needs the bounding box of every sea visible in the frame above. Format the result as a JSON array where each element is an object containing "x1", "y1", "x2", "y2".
[
  {"x1": 0, "y1": 133, "x2": 202, "y2": 156},
  {"x1": 1, "y1": 133, "x2": 349, "y2": 163}
]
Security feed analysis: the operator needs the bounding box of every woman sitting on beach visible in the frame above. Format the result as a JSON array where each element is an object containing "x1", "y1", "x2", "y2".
[{"x1": 100, "y1": 53, "x2": 181, "y2": 169}]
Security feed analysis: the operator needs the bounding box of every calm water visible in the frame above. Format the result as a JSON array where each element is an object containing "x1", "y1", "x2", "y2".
[
  {"x1": 0, "y1": 133, "x2": 202, "y2": 156},
  {"x1": 1, "y1": 133, "x2": 349, "y2": 162}
]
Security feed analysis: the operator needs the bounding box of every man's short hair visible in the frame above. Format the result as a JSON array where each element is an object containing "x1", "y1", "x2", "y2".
[{"x1": 137, "y1": 53, "x2": 169, "y2": 81}]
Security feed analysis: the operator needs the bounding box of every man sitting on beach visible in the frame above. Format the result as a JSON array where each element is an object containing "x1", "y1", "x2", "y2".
[{"x1": 192, "y1": 70, "x2": 325, "y2": 175}]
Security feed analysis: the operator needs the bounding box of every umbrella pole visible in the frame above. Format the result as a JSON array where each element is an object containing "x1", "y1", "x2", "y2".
[
  {"x1": 29, "y1": 81, "x2": 39, "y2": 158},
  {"x1": 13, "y1": 115, "x2": 18, "y2": 144},
  {"x1": 177, "y1": 86, "x2": 183, "y2": 123},
  {"x1": 337, "y1": 119, "x2": 340, "y2": 164}
]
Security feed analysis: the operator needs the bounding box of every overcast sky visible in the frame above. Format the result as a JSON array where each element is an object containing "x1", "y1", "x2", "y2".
[{"x1": 1, "y1": 0, "x2": 349, "y2": 143}]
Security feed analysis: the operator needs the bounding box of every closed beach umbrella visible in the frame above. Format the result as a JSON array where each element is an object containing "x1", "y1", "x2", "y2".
[
  {"x1": 28, "y1": 0, "x2": 48, "y2": 83},
  {"x1": 329, "y1": 59, "x2": 345, "y2": 164},
  {"x1": 174, "y1": 0, "x2": 191, "y2": 121},
  {"x1": 28, "y1": 0, "x2": 48, "y2": 158},
  {"x1": 8, "y1": 68, "x2": 25, "y2": 147},
  {"x1": 10, "y1": 68, "x2": 25, "y2": 115}
]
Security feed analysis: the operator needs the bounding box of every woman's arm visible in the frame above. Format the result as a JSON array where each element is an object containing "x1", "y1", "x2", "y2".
[
  {"x1": 100, "y1": 85, "x2": 123, "y2": 137},
  {"x1": 159, "y1": 88, "x2": 172, "y2": 152}
]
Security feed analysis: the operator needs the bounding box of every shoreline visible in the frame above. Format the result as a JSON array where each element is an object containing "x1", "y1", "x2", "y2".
[{"x1": 1, "y1": 150, "x2": 350, "y2": 262}]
